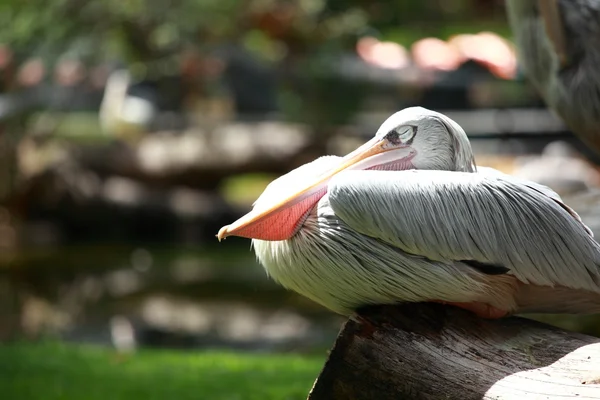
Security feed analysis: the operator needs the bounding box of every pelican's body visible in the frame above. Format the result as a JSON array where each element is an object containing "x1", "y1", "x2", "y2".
[{"x1": 219, "y1": 107, "x2": 600, "y2": 318}]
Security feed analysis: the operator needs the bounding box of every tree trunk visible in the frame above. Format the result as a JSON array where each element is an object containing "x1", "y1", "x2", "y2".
[{"x1": 308, "y1": 303, "x2": 600, "y2": 400}]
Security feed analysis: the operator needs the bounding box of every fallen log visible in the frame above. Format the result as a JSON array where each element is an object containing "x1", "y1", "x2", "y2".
[{"x1": 308, "y1": 303, "x2": 600, "y2": 400}]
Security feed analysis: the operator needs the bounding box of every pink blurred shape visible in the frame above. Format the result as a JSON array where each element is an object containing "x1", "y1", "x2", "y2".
[
  {"x1": 356, "y1": 36, "x2": 410, "y2": 70},
  {"x1": 411, "y1": 37, "x2": 464, "y2": 71},
  {"x1": 449, "y1": 32, "x2": 517, "y2": 79}
]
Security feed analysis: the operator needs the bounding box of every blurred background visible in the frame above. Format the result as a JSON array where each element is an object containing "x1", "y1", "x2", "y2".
[{"x1": 1, "y1": 0, "x2": 600, "y2": 398}]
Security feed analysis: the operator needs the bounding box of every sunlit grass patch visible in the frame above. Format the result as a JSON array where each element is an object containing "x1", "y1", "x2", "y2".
[{"x1": 220, "y1": 173, "x2": 277, "y2": 208}]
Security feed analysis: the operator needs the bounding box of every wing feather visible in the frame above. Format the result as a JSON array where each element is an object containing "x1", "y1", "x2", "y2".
[{"x1": 328, "y1": 170, "x2": 600, "y2": 293}]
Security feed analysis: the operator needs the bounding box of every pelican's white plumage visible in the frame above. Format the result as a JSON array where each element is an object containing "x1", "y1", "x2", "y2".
[{"x1": 220, "y1": 107, "x2": 600, "y2": 317}]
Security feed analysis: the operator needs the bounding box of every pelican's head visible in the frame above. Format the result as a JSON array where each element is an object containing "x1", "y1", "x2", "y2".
[{"x1": 218, "y1": 106, "x2": 475, "y2": 241}]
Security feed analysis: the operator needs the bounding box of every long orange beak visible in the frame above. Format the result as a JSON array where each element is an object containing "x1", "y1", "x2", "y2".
[{"x1": 217, "y1": 137, "x2": 397, "y2": 241}]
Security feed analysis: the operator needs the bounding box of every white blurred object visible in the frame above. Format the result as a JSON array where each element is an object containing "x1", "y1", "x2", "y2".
[
  {"x1": 99, "y1": 69, "x2": 156, "y2": 140},
  {"x1": 110, "y1": 315, "x2": 137, "y2": 352},
  {"x1": 513, "y1": 141, "x2": 600, "y2": 195}
]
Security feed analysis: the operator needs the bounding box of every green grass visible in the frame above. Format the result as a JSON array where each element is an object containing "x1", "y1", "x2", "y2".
[{"x1": 0, "y1": 342, "x2": 325, "y2": 400}]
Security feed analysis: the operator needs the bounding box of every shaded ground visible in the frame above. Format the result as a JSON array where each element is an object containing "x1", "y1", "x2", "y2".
[{"x1": 0, "y1": 341, "x2": 324, "y2": 400}]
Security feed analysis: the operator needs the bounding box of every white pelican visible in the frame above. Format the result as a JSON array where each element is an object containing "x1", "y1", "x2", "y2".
[
  {"x1": 506, "y1": 0, "x2": 600, "y2": 154},
  {"x1": 218, "y1": 107, "x2": 600, "y2": 319}
]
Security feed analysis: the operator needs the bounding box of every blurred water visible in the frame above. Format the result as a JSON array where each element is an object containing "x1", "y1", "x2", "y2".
[{"x1": 0, "y1": 243, "x2": 343, "y2": 352}]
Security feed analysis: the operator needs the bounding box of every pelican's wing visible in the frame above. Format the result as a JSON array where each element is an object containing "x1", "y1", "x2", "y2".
[
  {"x1": 477, "y1": 166, "x2": 594, "y2": 236},
  {"x1": 328, "y1": 170, "x2": 600, "y2": 292}
]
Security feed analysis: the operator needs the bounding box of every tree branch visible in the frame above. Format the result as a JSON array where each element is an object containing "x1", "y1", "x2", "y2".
[{"x1": 308, "y1": 303, "x2": 600, "y2": 400}]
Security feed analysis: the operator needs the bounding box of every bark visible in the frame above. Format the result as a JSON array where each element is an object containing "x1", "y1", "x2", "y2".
[{"x1": 308, "y1": 303, "x2": 600, "y2": 400}]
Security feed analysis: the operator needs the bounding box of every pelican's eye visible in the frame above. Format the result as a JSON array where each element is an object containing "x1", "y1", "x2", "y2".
[{"x1": 385, "y1": 125, "x2": 417, "y2": 145}]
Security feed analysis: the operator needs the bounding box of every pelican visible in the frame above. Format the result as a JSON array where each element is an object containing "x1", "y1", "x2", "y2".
[
  {"x1": 505, "y1": 0, "x2": 600, "y2": 155},
  {"x1": 218, "y1": 107, "x2": 600, "y2": 318}
]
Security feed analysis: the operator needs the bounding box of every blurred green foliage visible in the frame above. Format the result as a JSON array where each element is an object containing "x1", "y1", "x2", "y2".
[
  {"x1": 0, "y1": 0, "x2": 509, "y2": 64},
  {"x1": 0, "y1": 0, "x2": 513, "y2": 134},
  {"x1": 0, "y1": 0, "x2": 241, "y2": 62},
  {"x1": 0, "y1": 342, "x2": 324, "y2": 400}
]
